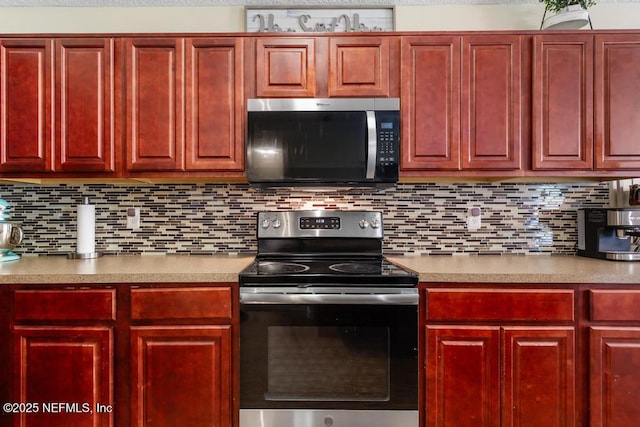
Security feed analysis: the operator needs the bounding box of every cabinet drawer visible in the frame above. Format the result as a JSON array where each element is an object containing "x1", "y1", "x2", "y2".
[
  {"x1": 590, "y1": 290, "x2": 640, "y2": 321},
  {"x1": 131, "y1": 287, "x2": 232, "y2": 320},
  {"x1": 426, "y1": 288, "x2": 574, "y2": 321},
  {"x1": 14, "y1": 289, "x2": 116, "y2": 321}
]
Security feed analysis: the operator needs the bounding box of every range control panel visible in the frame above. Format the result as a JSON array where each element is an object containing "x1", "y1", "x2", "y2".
[
  {"x1": 300, "y1": 217, "x2": 341, "y2": 230},
  {"x1": 257, "y1": 211, "x2": 383, "y2": 239}
]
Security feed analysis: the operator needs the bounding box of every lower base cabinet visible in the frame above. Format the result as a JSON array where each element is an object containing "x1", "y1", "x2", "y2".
[
  {"x1": 130, "y1": 326, "x2": 232, "y2": 427},
  {"x1": 590, "y1": 327, "x2": 640, "y2": 427},
  {"x1": 12, "y1": 326, "x2": 113, "y2": 427},
  {"x1": 423, "y1": 286, "x2": 576, "y2": 427},
  {"x1": 588, "y1": 288, "x2": 640, "y2": 427},
  {"x1": 4, "y1": 285, "x2": 236, "y2": 427},
  {"x1": 426, "y1": 326, "x2": 575, "y2": 427}
]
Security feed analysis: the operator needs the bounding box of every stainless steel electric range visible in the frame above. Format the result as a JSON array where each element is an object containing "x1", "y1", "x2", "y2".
[{"x1": 239, "y1": 210, "x2": 419, "y2": 427}]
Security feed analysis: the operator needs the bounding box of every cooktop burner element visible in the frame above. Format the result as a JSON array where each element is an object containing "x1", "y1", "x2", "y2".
[
  {"x1": 256, "y1": 261, "x2": 310, "y2": 274},
  {"x1": 329, "y1": 262, "x2": 381, "y2": 274}
]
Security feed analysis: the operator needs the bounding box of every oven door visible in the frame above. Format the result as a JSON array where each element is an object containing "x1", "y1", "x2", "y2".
[{"x1": 239, "y1": 287, "x2": 418, "y2": 427}]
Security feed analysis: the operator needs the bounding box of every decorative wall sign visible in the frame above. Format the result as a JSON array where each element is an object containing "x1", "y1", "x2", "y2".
[{"x1": 245, "y1": 7, "x2": 395, "y2": 33}]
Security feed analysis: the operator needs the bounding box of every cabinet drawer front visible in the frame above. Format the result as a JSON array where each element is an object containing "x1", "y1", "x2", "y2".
[
  {"x1": 590, "y1": 290, "x2": 640, "y2": 321},
  {"x1": 426, "y1": 288, "x2": 574, "y2": 321},
  {"x1": 131, "y1": 287, "x2": 232, "y2": 320},
  {"x1": 14, "y1": 289, "x2": 116, "y2": 321}
]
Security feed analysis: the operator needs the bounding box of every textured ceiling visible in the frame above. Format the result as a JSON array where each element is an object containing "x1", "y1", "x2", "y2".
[{"x1": 1, "y1": 0, "x2": 638, "y2": 6}]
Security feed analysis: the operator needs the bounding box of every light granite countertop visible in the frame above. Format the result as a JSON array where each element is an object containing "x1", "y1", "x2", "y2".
[
  {"x1": 387, "y1": 255, "x2": 640, "y2": 284},
  {"x1": 0, "y1": 254, "x2": 255, "y2": 284},
  {"x1": 0, "y1": 254, "x2": 637, "y2": 285}
]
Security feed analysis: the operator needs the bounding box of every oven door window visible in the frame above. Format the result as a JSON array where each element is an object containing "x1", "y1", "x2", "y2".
[
  {"x1": 240, "y1": 304, "x2": 417, "y2": 410},
  {"x1": 267, "y1": 325, "x2": 389, "y2": 401}
]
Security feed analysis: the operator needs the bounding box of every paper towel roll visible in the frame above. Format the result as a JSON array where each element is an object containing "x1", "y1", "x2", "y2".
[{"x1": 77, "y1": 203, "x2": 96, "y2": 254}]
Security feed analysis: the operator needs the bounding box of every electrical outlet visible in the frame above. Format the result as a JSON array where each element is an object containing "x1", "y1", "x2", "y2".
[
  {"x1": 466, "y1": 207, "x2": 481, "y2": 230},
  {"x1": 126, "y1": 207, "x2": 141, "y2": 230}
]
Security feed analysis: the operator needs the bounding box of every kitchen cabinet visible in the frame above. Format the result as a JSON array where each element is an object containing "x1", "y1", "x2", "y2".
[
  {"x1": 129, "y1": 287, "x2": 233, "y2": 427},
  {"x1": 125, "y1": 36, "x2": 244, "y2": 173},
  {"x1": 0, "y1": 37, "x2": 116, "y2": 175},
  {"x1": 594, "y1": 34, "x2": 640, "y2": 170},
  {"x1": 401, "y1": 35, "x2": 522, "y2": 173},
  {"x1": 252, "y1": 35, "x2": 396, "y2": 98},
  {"x1": 125, "y1": 37, "x2": 184, "y2": 171},
  {"x1": 254, "y1": 37, "x2": 316, "y2": 98},
  {"x1": 185, "y1": 37, "x2": 244, "y2": 171},
  {"x1": 423, "y1": 287, "x2": 575, "y2": 427},
  {"x1": 532, "y1": 35, "x2": 593, "y2": 170},
  {"x1": 588, "y1": 289, "x2": 640, "y2": 427},
  {"x1": 11, "y1": 289, "x2": 115, "y2": 427},
  {"x1": 532, "y1": 33, "x2": 640, "y2": 172},
  {"x1": 3, "y1": 284, "x2": 236, "y2": 427}
]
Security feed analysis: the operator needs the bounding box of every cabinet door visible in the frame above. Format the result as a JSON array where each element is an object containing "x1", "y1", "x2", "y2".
[
  {"x1": 590, "y1": 327, "x2": 640, "y2": 427},
  {"x1": 12, "y1": 326, "x2": 113, "y2": 427},
  {"x1": 401, "y1": 36, "x2": 461, "y2": 171},
  {"x1": 125, "y1": 38, "x2": 184, "y2": 171},
  {"x1": 131, "y1": 326, "x2": 232, "y2": 427},
  {"x1": 594, "y1": 35, "x2": 640, "y2": 169},
  {"x1": 532, "y1": 35, "x2": 593, "y2": 170},
  {"x1": 185, "y1": 38, "x2": 243, "y2": 171},
  {"x1": 328, "y1": 37, "x2": 389, "y2": 97},
  {"x1": 255, "y1": 37, "x2": 315, "y2": 97},
  {"x1": 502, "y1": 327, "x2": 575, "y2": 427},
  {"x1": 461, "y1": 35, "x2": 522, "y2": 170},
  {"x1": 55, "y1": 38, "x2": 115, "y2": 172},
  {"x1": 0, "y1": 39, "x2": 53, "y2": 172},
  {"x1": 426, "y1": 326, "x2": 500, "y2": 427}
]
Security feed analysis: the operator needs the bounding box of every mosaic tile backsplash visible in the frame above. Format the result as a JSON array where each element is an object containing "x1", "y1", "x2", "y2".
[{"x1": 1, "y1": 182, "x2": 610, "y2": 256}]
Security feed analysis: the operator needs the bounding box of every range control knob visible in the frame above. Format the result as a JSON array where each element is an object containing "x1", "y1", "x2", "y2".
[
  {"x1": 261, "y1": 219, "x2": 271, "y2": 229},
  {"x1": 272, "y1": 219, "x2": 281, "y2": 229},
  {"x1": 370, "y1": 219, "x2": 380, "y2": 229},
  {"x1": 358, "y1": 219, "x2": 369, "y2": 229}
]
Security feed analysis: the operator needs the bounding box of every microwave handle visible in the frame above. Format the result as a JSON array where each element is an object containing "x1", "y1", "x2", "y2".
[{"x1": 366, "y1": 111, "x2": 377, "y2": 179}]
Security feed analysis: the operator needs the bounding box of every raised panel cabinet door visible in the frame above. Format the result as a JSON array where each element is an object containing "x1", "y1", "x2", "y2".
[
  {"x1": 131, "y1": 326, "x2": 232, "y2": 427},
  {"x1": 590, "y1": 327, "x2": 640, "y2": 427},
  {"x1": 328, "y1": 37, "x2": 389, "y2": 97},
  {"x1": 461, "y1": 35, "x2": 522, "y2": 170},
  {"x1": 502, "y1": 327, "x2": 576, "y2": 427},
  {"x1": 55, "y1": 38, "x2": 115, "y2": 172},
  {"x1": 12, "y1": 326, "x2": 113, "y2": 427},
  {"x1": 185, "y1": 38, "x2": 243, "y2": 171},
  {"x1": 595, "y1": 35, "x2": 640, "y2": 169},
  {"x1": 126, "y1": 38, "x2": 184, "y2": 171},
  {"x1": 532, "y1": 35, "x2": 593, "y2": 170},
  {"x1": 0, "y1": 39, "x2": 53, "y2": 172},
  {"x1": 426, "y1": 326, "x2": 500, "y2": 427},
  {"x1": 255, "y1": 38, "x2": 316, "y2": 97},
  {"x1": 400, "y1": 36, "x2": 461, "y2": 171}
]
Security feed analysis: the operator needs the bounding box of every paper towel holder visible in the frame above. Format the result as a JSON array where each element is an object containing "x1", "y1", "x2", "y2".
[{"x1": 68, "y1": 196, "x2": 103, "y2": 260}]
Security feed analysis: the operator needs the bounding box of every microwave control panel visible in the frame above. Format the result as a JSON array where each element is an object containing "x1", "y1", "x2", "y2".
[{"x1": 376, "y1": 112, "x2": 399, "y2": 178}]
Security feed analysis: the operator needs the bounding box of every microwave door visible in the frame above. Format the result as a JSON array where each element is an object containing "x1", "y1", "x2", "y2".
[{"x1": 248, "y1": 111, "x2": 369, "y2": 184}]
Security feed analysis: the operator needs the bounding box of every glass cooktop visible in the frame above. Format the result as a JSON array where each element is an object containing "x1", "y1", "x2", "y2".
[{"x1": 239, "y1": 257, "x2": 418, "y2": 286}]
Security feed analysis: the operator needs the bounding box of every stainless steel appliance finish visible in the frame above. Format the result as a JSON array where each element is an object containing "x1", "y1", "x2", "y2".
[
  {"x1": 240, "y1": 286, "x2": 418, "y2": 305},
  {"x1": 246, "y1": 98, "x2": 400, "y2": 188},
  {"x1": 239, "y1": 210, "x2": 418, "y2": 427},
  {"x1": 240, "y1": 409, "x2": 418, "y2": 427},
  {"x1": 578, "y1": 207, "x2": 640, "y2": 261},
  {"x1": 247, "y1": 97, "x2": 400, "y2": 112}
]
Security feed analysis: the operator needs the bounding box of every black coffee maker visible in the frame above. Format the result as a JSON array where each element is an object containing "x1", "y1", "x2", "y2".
[{"x1": 577, "y1": 208, "x2": 640, "y2": 261}]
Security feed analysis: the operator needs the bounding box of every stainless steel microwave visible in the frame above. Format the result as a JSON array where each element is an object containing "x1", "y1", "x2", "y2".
[{"x1": 246, "y1": 98, "x2": 400, "y2": 188}]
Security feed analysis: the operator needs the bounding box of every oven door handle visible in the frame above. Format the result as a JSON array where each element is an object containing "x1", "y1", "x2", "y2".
[{"x1": 240, "y1": 289, "x2": 418, "y2": 305}]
